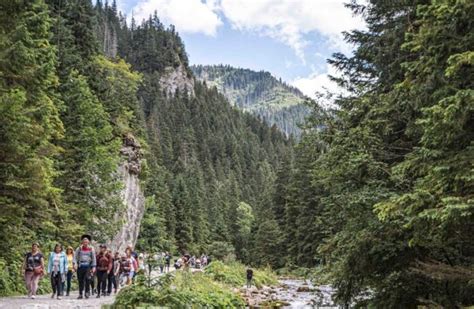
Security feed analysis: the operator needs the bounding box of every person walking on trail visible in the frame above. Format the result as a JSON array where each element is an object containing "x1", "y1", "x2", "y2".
[
  {"x1": 155, "y1": 252, "x2": 164, "y2": 273},
  {"x1": 138, "y1": 253, "x2": 146, "y2": 272},
  {"x1": 164, "y1": 252, "x2": 171, "y2": 273},
  {"x1": 47, "y1": 243, "x2": 68, "y2": 300},
  {"x1": 95, "y1": 244, "x2": 112, "y2": 298},
  {"x1": 118, "y1": 253, "x2": 132, "y2": 286},
  {"x1": 75, "y1": 234, "x2": 96, "y2": 299},
  {"x1": 22, "y1": 242, "x2": 44, "y2": 299},
  {"x1": 246, "y1": 268, "x2": 253, "y2": 288},
  {"x1": 64, "y1": 246, "x2": 76, "y2": 296},
  {"x1": 125, "y1": 247, "x2": 137, "y2": 282},
  {"x1": 107, "y1": 251, "x2": 119, "y2": 295}
]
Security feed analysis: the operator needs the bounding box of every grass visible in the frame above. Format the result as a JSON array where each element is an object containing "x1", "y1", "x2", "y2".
[
  {"x1": 205, "y1": 260, "x2": 278, "y2": 288},
  {"x1": 112, "y1": 260, "x2": 279, "y2": 308},
  {"x1": 114, "y1": 269, "x2": 245, "y2": 308}
]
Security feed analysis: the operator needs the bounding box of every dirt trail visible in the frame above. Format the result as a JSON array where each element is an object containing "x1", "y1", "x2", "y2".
[
  {"x1": 0, "y1": 269, "x2": 174, "y2": 309},
  {"x1": 0, "y1": 290, "x2": 115, "y2": 309}
]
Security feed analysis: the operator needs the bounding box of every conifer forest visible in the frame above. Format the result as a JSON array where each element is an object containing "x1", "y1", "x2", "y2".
[{"x1": 0, "y1": 0, "x2": 473, "y2": 307}]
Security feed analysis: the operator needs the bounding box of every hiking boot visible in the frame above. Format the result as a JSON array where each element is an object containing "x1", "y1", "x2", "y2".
[
  {"x1": 85, "y1": 292, "x2": 89, "y2": 299},
  {"x1": 96, "y1": 293, "x2": 100, "y2": 298},
  {"x1": 77, "y1": 294, "x2": 83, "y2": 299}
]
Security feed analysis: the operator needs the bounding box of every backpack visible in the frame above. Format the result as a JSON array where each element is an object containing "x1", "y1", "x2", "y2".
[
  {"x1": 246, "y1": 269, "x2": 253, "y2": 279},
  {"x1": 97, "y1": 254, "x2": 110, "y2": 271}
]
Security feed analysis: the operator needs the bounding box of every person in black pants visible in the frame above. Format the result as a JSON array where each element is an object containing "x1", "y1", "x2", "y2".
[
  {"x1": 246, "y1": 268, "x2": 253, "y2": 288},
  {"x1": 165, "y1": 252, "x2": 171, "y2": 273},
  {"x1": 107, "y1": 252, "x2": 119, "y2": 295},
  {"x1": 64, "y1": 246, "x2": 76, "y2": 296},
  {"x1": 95, "y1": 244, "x2": 112, "y2": 298},
  {"x1": 75, "y1": 235, "x2": 96, "y2": 299}
]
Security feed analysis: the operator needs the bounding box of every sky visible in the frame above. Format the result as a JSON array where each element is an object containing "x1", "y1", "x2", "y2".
[{"x1": 116, "y1": 0, "x2": 366, "y2": 98}]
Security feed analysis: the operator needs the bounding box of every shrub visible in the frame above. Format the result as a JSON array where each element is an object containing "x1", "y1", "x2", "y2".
[
  {"x1": 113, "y1": 271, "x2": 245, "y2": 308},
  {"x1": 205, "y1": 260, "x2": 277, "y2": 288}
]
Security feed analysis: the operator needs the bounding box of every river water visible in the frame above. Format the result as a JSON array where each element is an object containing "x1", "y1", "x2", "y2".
[{"x1": 277, "y1": 278, "x2": 338, "y2": 308}]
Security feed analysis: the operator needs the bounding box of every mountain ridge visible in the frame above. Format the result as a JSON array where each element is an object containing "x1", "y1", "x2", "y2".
[{"x1": 191, "y1": 64, "x2": 310, "y2": 137}]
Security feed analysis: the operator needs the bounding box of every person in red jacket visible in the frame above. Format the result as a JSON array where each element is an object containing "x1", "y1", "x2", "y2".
[{"x1": 95, "y1": 244, "x2": 112, "y2": 298}]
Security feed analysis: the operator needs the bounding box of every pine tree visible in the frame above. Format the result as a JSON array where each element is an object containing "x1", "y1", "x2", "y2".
[{"x1": 0, "y1": 0, "x2": 63, "y2": 258}]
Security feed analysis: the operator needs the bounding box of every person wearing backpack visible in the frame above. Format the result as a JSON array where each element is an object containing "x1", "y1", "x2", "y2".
[
  {"x1": 164, "y1": 252, "x2": 171, "y2": 273},
  {"x1": 75, "y1": 234, "x2": 96, "y2": 299},
  {"x1": 47, "y1": 243, "x2": 68, "y2": 300},
  {"x1": 95, "y1": 244, "x2": 112, "y2": 298},
  {"x1": 118, "y1": 254, "x2": 132, "y2": 286},
  {"x1": 125, "y1": 247, "x2": 137, "y2": 282},
  {"x1": 22, "y1": 242, "x2": 45, "y2": 299},
  {"x1": 108, "y1": 251, "x2": 120, "y2": 294},
  {"x1": 246, "y1": 268, "x2": 253, "y2": 288},
  {"x1": 156, "y1": 252, "x2": 165, "y2": 273}
]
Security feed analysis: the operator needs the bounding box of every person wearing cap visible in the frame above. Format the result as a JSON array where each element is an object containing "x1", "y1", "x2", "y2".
[
  {"x1": 95, "y1": 244, "x2": 112, "y2": 298},
  {"x1": 75, "y1": 234, "x2": 96, "y2": 299}
]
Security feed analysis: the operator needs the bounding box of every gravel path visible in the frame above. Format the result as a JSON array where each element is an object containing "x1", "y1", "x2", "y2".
[
  {"x1": 0, "y1": 269, "x2": 174, "y2": 309},
  {"x1": 0, "y1": 291, "x2": 115, "y2": 309}
]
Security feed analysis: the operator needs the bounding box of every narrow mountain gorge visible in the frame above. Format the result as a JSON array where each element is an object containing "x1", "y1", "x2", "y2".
[
  {"x1": 192, "y1": 65, "x2": 310, "y2": 137},
  {"x1": 0, "y1": 0, "x2": 473, "y2": 308},
  {"x1": 0, "y1": 0, "x2": 292, "y2": 296}
]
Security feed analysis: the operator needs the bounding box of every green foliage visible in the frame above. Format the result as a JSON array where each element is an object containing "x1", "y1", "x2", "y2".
[
  {"x1": 274, "y1": 0, "x2": 474, "y2": 307},
  {"x1": 0, "y1": 0, "x2": 63, "y2": 289},
  {"x1": 205, "y1": 260, "x2": 278, "y2": 289},
  {"x1": 56, "y1": 70, "x2": 122, "y2": 241},
  {"x1": 235, "y1": 202, "x2": 254, "y2": 262},
  {"x1": 114, "y1": 271, "x2": 245, "y2": 308},
  {"x1": 207, "y1": 241, "x2": 236, "y2": 262}
]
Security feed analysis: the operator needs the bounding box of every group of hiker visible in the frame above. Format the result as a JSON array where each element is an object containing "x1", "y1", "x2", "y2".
[
  {"x1": 171, "y1": 253, "x2": 210, "y2": 271},
  {"x1": 21, "y1": 234, "x2": 256, "y2": 301},
  {"x1": 22, "y1": 234, "x2": 148, "y2": 300}
]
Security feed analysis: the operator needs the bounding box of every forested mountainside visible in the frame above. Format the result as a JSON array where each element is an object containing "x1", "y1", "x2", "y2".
[
  {"x1": 0, "y1": 0, "x2": 292, "y2": 295},
  {"x1": 192, "y1": 65, "x2": 310, "y2": 137},
  {"x1": 1, "y1": 0, "x2": 473, "y2": 308}
]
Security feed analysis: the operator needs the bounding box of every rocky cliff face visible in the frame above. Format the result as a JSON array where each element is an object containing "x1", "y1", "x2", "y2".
[
  {"x1": 109, "y1": 133, "x2": 145, "y2": 253},
  {"x1": 159, "y1": 64, "x2": 195, "y2": 97}
]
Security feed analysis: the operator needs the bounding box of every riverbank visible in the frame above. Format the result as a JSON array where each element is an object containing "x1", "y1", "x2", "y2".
[{"x1": 239, "y1": 278, "x2": 337, "y2": 308}]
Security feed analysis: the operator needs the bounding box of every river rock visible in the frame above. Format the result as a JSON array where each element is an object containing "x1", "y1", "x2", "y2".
[{"x1": 296, "y1": 286, "x2": 312, "y2": 292}]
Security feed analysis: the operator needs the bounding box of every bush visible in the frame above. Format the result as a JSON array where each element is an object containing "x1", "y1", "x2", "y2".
[
  {"x1": 113, "y1": 283, "x2": 162, "y2": 307},
  {"x1": 113, "y1": 271, "x2": 245, "y2": 308},
  {"x1": 205, "y1": 260, "x2": 277, "y2": 288}
]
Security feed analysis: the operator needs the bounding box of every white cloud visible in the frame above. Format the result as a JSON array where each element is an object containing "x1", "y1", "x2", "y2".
[
  {"x1": 132, "y1": 0, "x2": 222, "y2": 36},
  {"x1": 217, "y1": 0, "x2": 365, "y2": 61},
  {"x1": 129, "y1": 0, "x2": 365, "y2": 58},
  {"x1": 291, "y1": 64, "x2": 344, "y2": 107}
]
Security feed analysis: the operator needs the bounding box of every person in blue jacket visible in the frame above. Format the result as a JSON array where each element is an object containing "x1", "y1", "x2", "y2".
[{"x1": 47, "y1": 243, "x2": 68, "y2": 300}]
